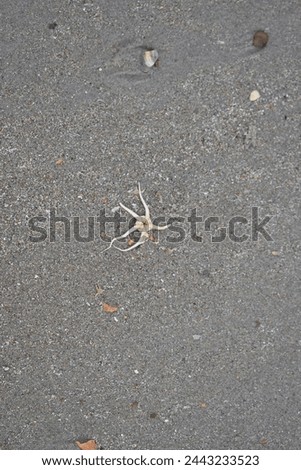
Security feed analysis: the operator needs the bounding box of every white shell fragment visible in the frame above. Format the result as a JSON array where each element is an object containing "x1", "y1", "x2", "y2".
[
  {"x1": 250, "y1": 90, "x2": 260, "y2": 101},
  {"x1": 144, "y1": 49, "x2": 159, "y2": 67}
]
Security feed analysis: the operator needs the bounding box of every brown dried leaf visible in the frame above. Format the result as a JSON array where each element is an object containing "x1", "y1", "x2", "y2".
[
  {"x1": 55, "y1": 158, "x2": 64, "y2": 166},
  {"x1": 76, "y1": 439, "x2": 97, "y2": 450},
  {"x1": 102, "y1": 302, "x2": 118, "y2": 313},
  {"x1": 127, "y1": 239, "x2": 135, "y2": 246}
]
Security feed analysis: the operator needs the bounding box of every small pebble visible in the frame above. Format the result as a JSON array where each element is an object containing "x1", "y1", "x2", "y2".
[
  {"x1": 253, "y1": 31, "x2": 269, "y2": 49},
  {"x1": 250, "y1": 90, "x2": 260, "y2": 102},
  {"x1": 271, "y1": 251, "x2": 280, "y2": 256},
  {"x1": 48, "y1": 22, "x2": 58, "y2": 30}
]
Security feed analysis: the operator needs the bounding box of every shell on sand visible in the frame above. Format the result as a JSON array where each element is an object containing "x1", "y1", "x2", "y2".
[
  {"x1": 144, "y1": 49, "x2": 159, "y2": 67},
  {"x1": 250, "y1": 90, "x2": 260, "y2": 101}
]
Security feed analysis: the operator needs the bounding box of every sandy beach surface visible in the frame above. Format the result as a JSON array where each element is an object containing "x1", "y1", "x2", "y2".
[{"x1": 1, "y1": 0, "x2": 300, "y2": 449}]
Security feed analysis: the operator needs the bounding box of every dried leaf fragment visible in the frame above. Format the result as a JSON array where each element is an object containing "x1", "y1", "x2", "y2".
[
  {"x1": 163, "y1": 247, "x2": 174, "y2": 254},
  {"x1": 130, "y1": 400, "x2": 139, "y2": 409},
  {"x1": 259, "y1": 437, "x2": 268, "y2": 446},
  {"x1": 55, "y1": 158, "x2": 64, "y2": 166},
  {"x1": 102, "y1": 302, "x2": 118, "y2": 313},
  {"x1": 76, "y1": 439, "x2": 97, "y2": 450}
]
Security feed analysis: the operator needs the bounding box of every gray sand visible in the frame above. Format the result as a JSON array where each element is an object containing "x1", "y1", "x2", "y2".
[{"x1": 1, "y1": 0, "x2": 300, "y2": 449}]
